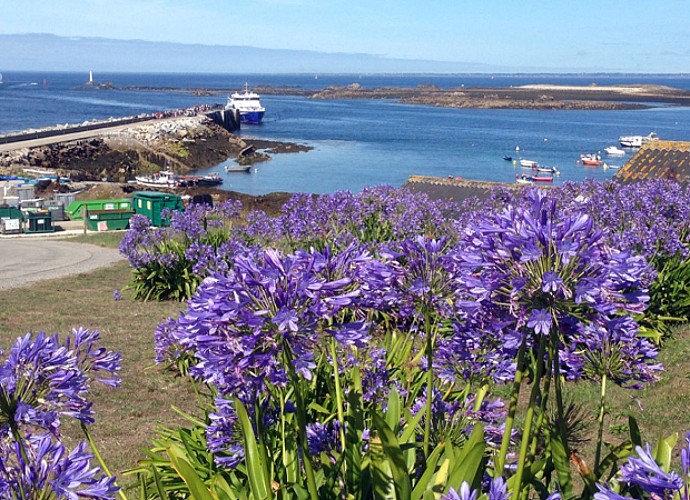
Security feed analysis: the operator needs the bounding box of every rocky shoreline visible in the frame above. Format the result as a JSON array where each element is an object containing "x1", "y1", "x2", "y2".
[
  {"x1": 0, "y1": 115, "x2": 311, "y2": 183},
  {"x1": 0, "y1": 115, "x2": 311, "y2": 215}
]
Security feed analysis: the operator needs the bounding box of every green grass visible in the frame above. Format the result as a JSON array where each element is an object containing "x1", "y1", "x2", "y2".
[
  {"x1": 0, "y1": 260, "x2": 196, "y2": 493},
  {"x1": 59, "y1": 231, "x2": 125, "y2": 248}
]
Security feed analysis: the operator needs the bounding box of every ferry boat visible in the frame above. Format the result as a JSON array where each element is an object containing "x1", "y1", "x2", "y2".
[{"x1": 226, "y1": 84, "x2": 265, "y2": 125}]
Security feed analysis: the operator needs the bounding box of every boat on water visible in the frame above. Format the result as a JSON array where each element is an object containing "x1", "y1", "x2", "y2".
[
  {"x1": 619, "y1": 132, "x2": 659, "y2": 148},
  {"x1": 516, "y1": 175, "x2": 533, "y2": 184},
  {"x1": 580, "y1": 153, "x2": 603, "y2": 166},
  {"x1": 603, "y1": 163, "x2": 621, "y2": 170},
  {"x1": 225, "y1": 164, "x2": 252, "y2": 173},
  {"x1": 226, "y1": 84, "x2": 265, "y2": 125},
  {"x1": 503, "y1": 155, "x2": 513, "y2": 161},
  {"x1": 177, "y1": 173, "x2": 224, "y2": 187},
  {"x1": 519, "y1": 159, "x2": 539, "y2": 168},
  {"x1": 536, "y1": 165, "x2": 559, "y2": 175},
  {"x1": 604, "y1": 146, "x2": 626, "y2": 156},
  {"x1": 135, "y1": 170, "x2": 179, "y2": 188},
  {"x1": 531, "y1": 175, "x2": 554, "y2": 183},
  {"x1": 197, "y1": 173, "x2": 223, "y2": 186}
]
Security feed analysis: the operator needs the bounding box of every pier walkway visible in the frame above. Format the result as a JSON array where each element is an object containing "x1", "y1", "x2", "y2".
[{"x1": 0, "y1": 106, "x2": 239, "y2": 153}]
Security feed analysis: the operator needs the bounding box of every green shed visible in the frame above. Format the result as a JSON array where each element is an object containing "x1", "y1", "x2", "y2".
[{"x1": 132, "y1": 191, "x2": 183, "y2": 227}]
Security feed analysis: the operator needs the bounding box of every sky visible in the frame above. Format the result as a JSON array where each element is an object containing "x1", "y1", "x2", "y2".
[{"x1": 2, "y1": 0, "x2": 690, "y2": 73}]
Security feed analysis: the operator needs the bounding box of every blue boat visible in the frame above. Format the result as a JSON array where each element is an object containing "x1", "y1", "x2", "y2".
[{"x1": 226, "y1": 84, "x2": 265, "y2": 125}]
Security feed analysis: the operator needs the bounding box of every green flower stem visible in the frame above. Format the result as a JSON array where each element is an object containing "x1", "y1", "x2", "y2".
[
  {"x1": 81, "y1": 422, "x2": 128, "y2": 500},
  {"x1": 529, "y1": 348, "x2": 553, "y2": 460},
  {"x1": 423, "y1": 310, "x2": 435, "y2": 459},
  {"x1": 594, "y1": 373, "x2": 608, "y2": 471},
  {"x1": 495, "y1": 335, "x2": 527, "y2": 476},
  {"x1": 284, "y1": 346, "x2": 320, "y2": 500},
  {"x1": 511, "y1": 334, "x2": 547, "y2": 500},
  {"x1": 330, "y1": 338, "x2": 347, "y2": 451}
]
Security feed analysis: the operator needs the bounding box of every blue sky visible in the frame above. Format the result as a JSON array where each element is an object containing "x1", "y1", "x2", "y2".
[{"x1": 2, "y1": 0, "x2": 689, "y2": 72}]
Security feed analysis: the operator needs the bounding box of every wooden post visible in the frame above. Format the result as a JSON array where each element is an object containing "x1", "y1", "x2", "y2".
[{"x1": 82, "y1": 206, "x2": 87, "y2": 235}]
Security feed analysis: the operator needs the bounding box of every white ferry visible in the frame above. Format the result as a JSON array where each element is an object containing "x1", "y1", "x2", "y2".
[{"x1": 226, "y1": 84, "x2": 265, "y2": 125}]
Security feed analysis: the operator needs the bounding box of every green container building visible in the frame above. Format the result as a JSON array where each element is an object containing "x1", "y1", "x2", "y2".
[
  {"x1": 66, "y1": 199, "x2": 133, "y2": 221},
  {"x1": 132, "y1": 191, "x2": 183, "y2": 227},
  {"x1": 85, "y1": 209, "x2": 135, "y2": 231}
]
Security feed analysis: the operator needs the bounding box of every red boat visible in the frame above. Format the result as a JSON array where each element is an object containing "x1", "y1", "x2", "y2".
[
  {"x1": 531, "y1": 175, "x2": 554, "y2": 182},
  {"x1": 580, "y1": 153, "x2": 602, "y2": 166}
]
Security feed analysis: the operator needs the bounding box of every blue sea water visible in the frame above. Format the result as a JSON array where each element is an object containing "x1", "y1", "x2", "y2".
[{"x1": 1, "y1": 71, "x2": 689, "y2": 195}]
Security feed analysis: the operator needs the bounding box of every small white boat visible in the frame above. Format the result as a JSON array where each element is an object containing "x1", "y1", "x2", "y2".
[
  {"x1": 536, "y1": 165, "x2": 559, "y2": 175},
  {"x1": 603, "y1": 163, "x2": 620, "y2": 170},
  {"x1": 135, "y1": 169, "x2": 179, "y2": 188},
  {"x1": 225, "y1": 164, "x2": 252, "y2": 173},
  {"x1": 604, "y1": 146, "x2": 626, "y2": 156},
  {"x1": 515, "y1": 174, "x2": 533, "y2": 184},
  {"x1": 519, "y1": 159, "x2": 539, "y2": 169},
  {"x1": 619, "y1": 132, "x2": 659, "y2": 148}
]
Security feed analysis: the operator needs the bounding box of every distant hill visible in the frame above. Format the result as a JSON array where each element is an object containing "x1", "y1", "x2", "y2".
[{"x1": 0, "y1": 33, "x2": 499, "y2": 74}]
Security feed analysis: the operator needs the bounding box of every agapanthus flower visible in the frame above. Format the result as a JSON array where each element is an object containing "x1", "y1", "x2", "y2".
[
  {"x1": 0, "y1": 433, "x2": 119, "y2": 499},
  {"x1": 0, "y1": 329, "x2": 121, "y2": 430},
  {"x1": 619, "y1": 444, "x2": 683, "y2": 495},
  {"x1": 442, "y1": 482, "x2": 478, "y2": 500}
]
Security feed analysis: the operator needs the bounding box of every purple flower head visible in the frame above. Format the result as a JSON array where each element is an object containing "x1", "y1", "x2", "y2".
[
  {"x1": 619, "y1": 444, "x2": 683, "y2": 496},
  {"x1": 442, "y1": 482, "x2": 478, "y2": 500},
  {"x1": 0, "y1": 433, "x2": 119, "y2": 499},
  {"x1": 0, "y1": 329, "x2": 121, "y2": 432},
  {"x1": 527, "y1": 309, "x2": 552, "y2": 336}
]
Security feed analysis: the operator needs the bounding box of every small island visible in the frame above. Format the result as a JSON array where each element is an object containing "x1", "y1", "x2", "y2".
[{"x1": 308, "y1": 82, "x2": 690, "y2": 110}]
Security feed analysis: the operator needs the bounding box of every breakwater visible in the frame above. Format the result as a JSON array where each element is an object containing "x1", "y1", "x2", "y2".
[{"x1": 0, "y1": 104, "x2": 237, "y2": 147}]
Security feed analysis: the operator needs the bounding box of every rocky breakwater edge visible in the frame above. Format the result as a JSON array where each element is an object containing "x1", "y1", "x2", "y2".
[{"x1": 0, "y1": 115, "x2": 311, "y2": 213}]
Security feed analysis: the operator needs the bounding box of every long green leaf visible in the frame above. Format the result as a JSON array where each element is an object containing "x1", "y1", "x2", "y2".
[
  {"x1": 411, "y1": 443, "x2": 445, "y2": 500},
  {"x1": 548, "y1": 430, "x2": 574, "y2": 500},
  {"x1": 235, "y1": 399, "x2": 270, "y2": 500},
  {"x1": 167, "y1": 445, "x2": 214, "y2": 500},
  {"x1": 447, "y1": 424, "x2": 486, "y2": 491},
  {"x1": 373, "y1": 412, "x2": 412, "y2": 500}
]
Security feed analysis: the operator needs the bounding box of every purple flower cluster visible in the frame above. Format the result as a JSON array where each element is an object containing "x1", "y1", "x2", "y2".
[
  {"x1": 595, "y1": 436, "x2": 690, "y2": 500},
  {"x1": 440, "y1": 190, "x2": 657, "y2": 385},
  {"x1": 0, "y1": 329, "x2": 121, "y2": 499}
]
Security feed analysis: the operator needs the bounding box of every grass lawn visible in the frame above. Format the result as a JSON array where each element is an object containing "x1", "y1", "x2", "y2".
[
  {"x1": 0, "y1": 234, "x2": 197, "y2": 493},
  {"x1": 1, "y1": 232, "x2": 689, "y2": 493}
]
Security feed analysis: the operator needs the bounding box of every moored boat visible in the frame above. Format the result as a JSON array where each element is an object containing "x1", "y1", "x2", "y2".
[
  {"x1": 604, "y1": 146, "x2": 626, "y2": 156},
  {"x1": 226, "y1": 83, "x2": 266, "y2": 125},
  {"x1": 516, "y1": 174, "x2": 533, "y2": 184},
  {"x1": 225, "y1": 164, "x2": 252, "y2": 173},
  {"x1": 519, "y1": 159, "x2": 539, "y2": 169},
  {"x1": 531, "y1": 175, "x2": 554, "y2": 183},
  {"x1": 619, "y1": 132, "x2": 659, "y2": 148},
  {"x1": 580, "y1": 153, "x2": 602, "y2": 166},
  {"x1": 536, "y1": 165, "x2": 559, "y2": 175},
  {"x1": 135, "y1": 169, "x2": 179, "y2": 188}
]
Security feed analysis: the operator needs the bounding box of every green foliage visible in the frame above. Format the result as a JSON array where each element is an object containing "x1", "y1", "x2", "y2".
[
  {"x1": 646, "y1": 254, "x2": 690, "y2": 341},
  {"x1": 129, "y1": 239, "x2": 202, "y2": 301}
]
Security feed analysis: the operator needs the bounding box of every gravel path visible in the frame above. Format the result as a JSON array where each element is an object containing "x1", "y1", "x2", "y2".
[{"x1": 0, "y1": 239, "x2": 124, "y2": 290}]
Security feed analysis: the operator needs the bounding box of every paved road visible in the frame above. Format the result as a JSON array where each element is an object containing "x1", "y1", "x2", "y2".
[{"x1": 0, "y1": 239, "x2": 124, "y2": 290}]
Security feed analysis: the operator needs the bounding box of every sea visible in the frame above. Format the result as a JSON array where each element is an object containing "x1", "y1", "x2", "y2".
[{"x1": 1, "y1": 71, "x2": 689, "y2": 195}]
